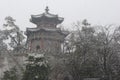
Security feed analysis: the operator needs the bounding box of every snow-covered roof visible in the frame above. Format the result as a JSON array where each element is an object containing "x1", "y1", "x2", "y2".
[
  {"x1": 30, "y1": 6, "x2": 64, "y2": 24},
  {"x1": 31, "y1": 13, "x2": 58, "y2": 19},
  {"x1": 26, "y1": 27, "x2": 69, "y2": 37},
  {"x1": 27, "y1": 28, "x2": 60, "y2": 32}
]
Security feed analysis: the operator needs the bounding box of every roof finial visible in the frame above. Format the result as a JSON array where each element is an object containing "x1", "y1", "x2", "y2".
[{"x1": 45, "y1": 6, "x2": 49, "y2": 13}]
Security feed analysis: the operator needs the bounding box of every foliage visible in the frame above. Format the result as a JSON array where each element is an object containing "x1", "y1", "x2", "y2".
[
  {"x1": 65, "y1": 20, "x2": 120, "y2": 80},
  {"x1": 1, "y1": 67, "x2": 18, "y2": 80},
  {"x1": 0, "y1": 30, "x2": 7, "y2": 54},
  {"x1": 22, "y1": 53, "x2": 50, "y2": 80},
  {"x1": 3, "y1": 16, "x2": 25, "y2": 50}
]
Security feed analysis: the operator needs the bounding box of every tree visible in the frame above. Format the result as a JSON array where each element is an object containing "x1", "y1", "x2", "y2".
[
  {"x1": 3, "y1": 16, "x2": 25, "y2": 51},
  {"x1": 22, "y1": 53, "x2": 50, "y2": 80},
  {"x1": 0, "y1": 30, "x2": 7, "y2": 54},
  {"x1": 64, "y1": 20, "x2": 120, "y2": 80},
  {"x1": 95, "y1": 25, "x2": 120, "y2": 80},
  {"x1": 65, "y1": 20, "x2": 99, "y2": 80},
  {"x1": 1, "y1": 67, "x2": 18, "y2": 80}
]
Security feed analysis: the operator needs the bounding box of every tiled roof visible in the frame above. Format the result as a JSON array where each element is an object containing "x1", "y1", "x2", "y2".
[
  {"x1": 30, "y1": 6, "x2": 64, "y2": 24},
  {"x1": 26, "y1": 28, "x2": 69, "y2": 36},
  {"x1": 26, "y1": 28, "x2": 60, "y2": 32}
]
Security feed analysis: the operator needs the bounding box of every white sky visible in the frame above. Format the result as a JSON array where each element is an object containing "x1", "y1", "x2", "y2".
[{"x1": 0, "y1": 0, "x2": 120, "y2": 30}]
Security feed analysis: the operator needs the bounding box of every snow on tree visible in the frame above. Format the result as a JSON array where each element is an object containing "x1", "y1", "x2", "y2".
[
  {"x1": 22, "y1": 53, "x2": 50, "y2": 80},
  {"x1": 0, "y1": 30, "x2": 7, "y2": 54},
  {"x1": 3, "y1": 16, "x2": 25, "y2": 51},
  {"x1": 1, "y1": 67, "x2": 18, "y2": 80}
]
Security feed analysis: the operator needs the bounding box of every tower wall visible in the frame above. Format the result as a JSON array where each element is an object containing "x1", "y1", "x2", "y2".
[{"x1": 28, "y1": 38, "x2": 61, "y2": 53}]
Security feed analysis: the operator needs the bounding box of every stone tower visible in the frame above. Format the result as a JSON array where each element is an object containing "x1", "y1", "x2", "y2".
[{"x1": 26, "y1": 7, "x2": 68, "y2": 52}]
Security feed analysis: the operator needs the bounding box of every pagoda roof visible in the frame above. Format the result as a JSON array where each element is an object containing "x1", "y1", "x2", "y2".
[
  {"x1": 30, "y1": 6, "x2": 64, "y2": 24},
  {"x1": 26, "y1": 28, "x2": 69, "y2": 37},
  {"x1": 26, "y1": 27, "x2": 60, "y2": 32}
]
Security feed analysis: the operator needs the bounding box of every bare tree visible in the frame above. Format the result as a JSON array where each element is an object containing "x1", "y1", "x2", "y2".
[
  {"x1": 95, "y1": 25, "x2": 120, "y2": 80},
  {"x1": 64, "y1": 20, "x2": 120, "y2": 80}
]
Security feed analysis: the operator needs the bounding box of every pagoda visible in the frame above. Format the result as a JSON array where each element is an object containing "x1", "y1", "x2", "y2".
[{"x1": 26, "y1": 6, "x2": 68, "y2": 52}]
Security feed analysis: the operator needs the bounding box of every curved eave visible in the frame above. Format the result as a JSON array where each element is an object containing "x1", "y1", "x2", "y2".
[
  {"x1": 30, "y1": 13, "x2": 64, "y2": 24},
  {"x1": 26, "y1": 28, "x2": 68, "y2": 37}
]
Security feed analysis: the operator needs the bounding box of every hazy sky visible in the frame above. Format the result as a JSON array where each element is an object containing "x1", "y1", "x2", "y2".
[{"x1": 0, "y1": 0, "x2": 120, "y2": 30}]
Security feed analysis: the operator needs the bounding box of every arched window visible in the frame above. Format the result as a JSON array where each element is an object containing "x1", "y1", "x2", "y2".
[{"x1": 36, "y1": 45, "x2": 40, "y2": 50}]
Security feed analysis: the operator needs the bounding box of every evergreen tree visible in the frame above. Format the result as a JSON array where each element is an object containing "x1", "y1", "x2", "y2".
[
  {"x1": 3, "y1": 16, "x2": 25, "y2": 51},
  {"x1": 22, "y1": 53, "x2": 50, "y2": 80},
  {"x1": 1, "y1": 67, "x2": 18, "y2": 80}
]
